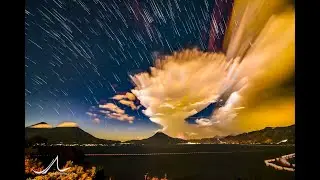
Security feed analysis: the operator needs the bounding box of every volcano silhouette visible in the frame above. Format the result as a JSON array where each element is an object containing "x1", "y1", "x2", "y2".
[{"x1": 126, "y1": 132, "x2": 187, "y2": 145}]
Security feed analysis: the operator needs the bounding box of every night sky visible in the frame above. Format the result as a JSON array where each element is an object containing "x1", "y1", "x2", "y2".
[{"x1": 25, "y1": 0, "x2": 233, "y2": 140}]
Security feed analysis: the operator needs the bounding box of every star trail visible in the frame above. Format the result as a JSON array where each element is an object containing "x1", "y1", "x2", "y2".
[{"x1": 25, "y1": 0, "x2": 233, "y2": 140}]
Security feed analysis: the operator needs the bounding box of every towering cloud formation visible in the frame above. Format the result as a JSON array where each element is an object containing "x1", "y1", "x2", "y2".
[
  {"x1": 131, "y1": 50, "x2": 243, "y2": 137},
  {"x1": 130, "y1": 0, "x2": 294, "y2": 139}
]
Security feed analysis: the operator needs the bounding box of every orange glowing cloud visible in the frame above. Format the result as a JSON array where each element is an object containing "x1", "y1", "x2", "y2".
[
  {"x1": 29, "y1": 122, "x2": 53, "y2": 129},
  {"x1": 125, "y1": 92, "x2": 136, "y2": 101},
  {"x1": 112, "y1": 94, "x2": 127, "y2": 100},
  {"x1": 99, "y1": 103, "x2": 125, "y2": 114},
  {"x1": 56, "y1": 121, "x2": 79, "y2": 127},
  {"x1": 98, "y1": 102, "x2": 135, "y2": 123},
  {"x1": 119, "y1": 99, "x2": 137, "y2": 110},
  {"x1": 112, "y1": 92, "x2": 136, "y2": 101}
]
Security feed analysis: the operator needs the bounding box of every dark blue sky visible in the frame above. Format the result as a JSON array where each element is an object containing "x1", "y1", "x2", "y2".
[{"x1": 25, "y1": 0, "x2": 232, "y2": 140}]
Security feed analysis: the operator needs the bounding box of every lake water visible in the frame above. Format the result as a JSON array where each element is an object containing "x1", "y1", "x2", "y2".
[{"x1": 80, "y1": 144, "x2": 295, "y2": 180}]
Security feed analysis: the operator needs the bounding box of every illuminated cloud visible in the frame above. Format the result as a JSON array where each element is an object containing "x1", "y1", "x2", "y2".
[
  {"x1": 209, "y1": 91, "x2": 242, "y2": 125},
  {"x1": 195, "y1": 118, "x2": 214, "y2": 127},
  {"x1": 29, "y1": 122, "x2": 53, "y2": 128},
  {"x1": 99, "y1": 110, "x2": 110, "y2": 114},
  {"x1": 86, "y1": 112, "x2": 102, "y2": 124},
  {"x1": 99, "y1": 103, "x2": 125, "y2": 114},
  {"x1": 97, "y1": 102, "x2": 135, "y2": 123},
  {"x1": 112, "y1": 92, "x2": 136, "y2": 101},
  {"x1": 107, "y1": 112, "x2": 134, "y2": 123},
  {"x1": 93, "y1": 118, "x2": 101, "y2": 124},
  {"x1": 111, "y1": 92, "x2": 138, "y2": 110},
  {"x1": 177, "y1": 133, "x2": 186, "y2": 140},
  {"x1": 130, "y1": 0, "x2": 294, "y2": 139},
  {"x1": 119, "y1": 99, "x2": 137, "y2": 110},
  {"x1": 86, "y1": 112, "x2": 93, "y2": 116},
  {"x1": 86, "y1": 112, "x2": 97, "y2": 117},
  {"x1": 185, "y1": 132, "x2": 198, "y2": 136},
  {"x1": 125, "y1": 92, "x2": 136, "y2": 101},
  {"x1": 112, "y1": 94, "x2": 127, "y2": 100},
  {"x1": 56, "y1": 121, "x2": 79, "y2": 127},
  {"x1": 131, "y1": 49, "x2": 243, "y2": 137}
]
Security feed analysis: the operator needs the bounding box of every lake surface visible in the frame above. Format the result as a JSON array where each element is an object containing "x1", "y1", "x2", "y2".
[{"x1": 80, "y1": 144, "x2": 295, "y2": 180}]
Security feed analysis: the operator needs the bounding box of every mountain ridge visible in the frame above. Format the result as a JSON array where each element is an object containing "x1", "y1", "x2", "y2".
[
  {"x1": 25, "y1": 122, "x2": 294, "y2": 145},
  {"x1": 189, "y1": 125, "x2": 295, "y2": 144},
  {"x1": 25, "y1": 126, "x2": 120, "y2": 144}
]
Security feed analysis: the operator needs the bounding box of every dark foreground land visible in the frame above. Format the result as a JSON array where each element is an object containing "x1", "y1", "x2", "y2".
[
  {"x1": 85, "y1": 145, "x2": 294, "y2": 180},
  {"x1": 32, "y1": 144, "x2": 294, "y2": 180}
]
